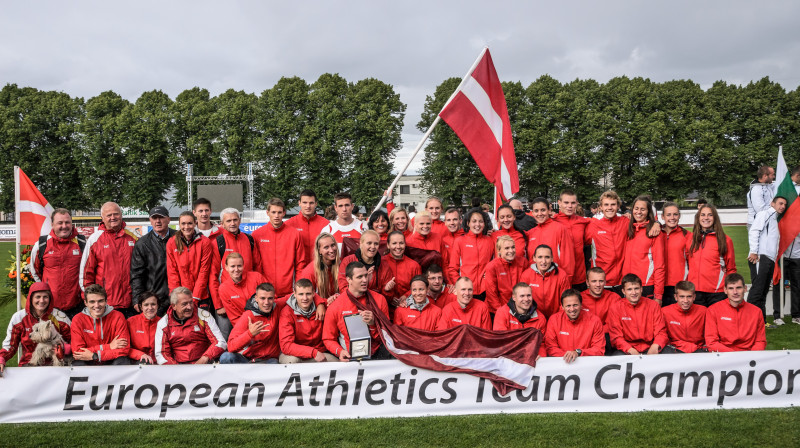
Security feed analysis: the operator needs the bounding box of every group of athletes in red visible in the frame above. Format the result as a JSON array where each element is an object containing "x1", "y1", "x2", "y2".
[{"x1": 0, "y1": 187, "x2": 770, "y2": 372}]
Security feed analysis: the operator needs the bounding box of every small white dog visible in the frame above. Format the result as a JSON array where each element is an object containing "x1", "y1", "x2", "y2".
[{"x1": 28, "y1": 320, "x2": 66, "y2": 367}]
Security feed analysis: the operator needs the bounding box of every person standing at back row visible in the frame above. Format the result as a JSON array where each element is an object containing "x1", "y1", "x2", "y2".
[
  {"x1": 321, "y1": 192, "x2": 367, "y2": 253},
  {"x1": 286, "y1": 189, "x2": 329, "y2": 263},
  {"x1": 747, "y1": 165, "x2": 776, "y2": 231}
]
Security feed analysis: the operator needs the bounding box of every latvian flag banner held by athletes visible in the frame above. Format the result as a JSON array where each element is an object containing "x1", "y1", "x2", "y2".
[
  {"x1": 353, "y1": 292, "x2": 542, "y2": 395},
  {"x1": 439, "y1": 48, "x2": 520, "y2": 201},
  {"x1": 776, "y1": 147, "x2": 800, "y2": 258},
  {"x1": 15, "y1": 166, "x2": 54, "y2": 245}
]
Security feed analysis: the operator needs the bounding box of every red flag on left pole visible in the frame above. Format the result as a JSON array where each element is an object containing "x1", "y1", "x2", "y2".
[
  {"x1": 439, "y1": 48, "x2": 520, "y2": 202},
  {"x1": 15, "y1": 167, "x2": 54, "y2": 245}
]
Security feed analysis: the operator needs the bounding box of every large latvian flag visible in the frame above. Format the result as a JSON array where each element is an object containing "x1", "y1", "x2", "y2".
[
  {"x1": 776, "y1": 148, "x2": 800, "y2": 258},
  {"x1": 438, "y1": 48, "x2": 520, "y2": 201},
  {"x1": 352, "y1": 292, "x2": 542, "y2": 395}
]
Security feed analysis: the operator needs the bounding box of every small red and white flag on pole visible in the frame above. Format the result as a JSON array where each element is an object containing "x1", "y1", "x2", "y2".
[
  {"x1": 15, "y1": 167, "x2": 54, "y2": 245},
  {"x1": 439, "y1": 48, "x2": 520, "y2": 202}
]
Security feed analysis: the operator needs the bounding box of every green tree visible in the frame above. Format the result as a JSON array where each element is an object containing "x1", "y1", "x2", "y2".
[
  {"x1": 115, "y1": 90, "x2": 176, "y2": 210},
  {"x1": 302, "y1": 74, "x2": 350, "y2": 208},
  {"x1": 78, "y1": 90, "x2": 131, "y2": 207},
  {"x1": 255, "y1": 77, "x2": 311, "y2": 207},
  {"x1": 0, "y1": 84, "x2": 86, "y2": 211},
  {"x1": 171, "y1": 87, "x2": 222, "y2": 207},
  {"x1": 346, "y1": 78, "x2": 405, "y2": 211}
]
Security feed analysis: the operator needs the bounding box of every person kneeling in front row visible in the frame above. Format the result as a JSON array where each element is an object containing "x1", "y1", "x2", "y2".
[
  {"x1": 545, "y1": 289, "x2": 605, "y2": 362},
  {"x1": 607, "y1": 274, "x2": 668, "y2": 355},
  {"x1": 278, "y1": 279, "x2": 337, "y2": 363},
  {"x1": 72, "y1": 284, "x2": 131, "y2": 366},
  {"x1": 155, "y1": 286, "x2": 226, "y2": 364}
]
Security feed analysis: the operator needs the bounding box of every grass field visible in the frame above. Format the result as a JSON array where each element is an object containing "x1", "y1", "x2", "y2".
[
  {"x1": 1, "y1": 233, "x2": 798, "y2": 446},
  {"x1": 1, "y1": 408, "x2": 800, "y2": 447}
]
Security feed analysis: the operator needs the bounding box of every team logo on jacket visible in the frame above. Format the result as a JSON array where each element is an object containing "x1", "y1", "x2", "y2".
[
  {"x1": 530, "y1": 283, "x2": 540, "y2": 288},
  {"x1": 621, "y1": 317, "x2": 632, "y2": 321},
  {"x1": 559, "y1": 331, "x2": 569, "y2": 335},
  {"x1": 669, "y1": 321, "x2": 681, "y2": 326},
  {"x1": 194, "y1": 325, "x2": 201, "y2": 331},
  {"x1": 499, "y1": 272, "x2": 507, "y2": 276},
  {"x1": 83, "y1": 329, "x2": 93, "y2": 333},
  {"x1": 136, "y1": 330, "x2": 145, "y2": 334},
  {"x1": 465, "y1": 244, "x2": 474, "y2": 248},
  {"x1": 103, "y1": 245, "x2": 109, "y2": 249},
  {"x1": 597, "y1": 231, "x2": 607, "y2": 235},
  {"x1": 231, "y1": 295, "x2": 239, "y2": 299},
  {"x1": 452, "y1": 319, "x2": 462, "y2": 323},
  {"x1": 47, "y1": 250, "x2": 54, "y2": 255},
  {"x1": 721, "y1": 316, "x2": 732, "y2": 321},
  {"x1": 73, "y1": 249, "x2": 80, "y2": 255},
  {"x1": 260, "y1": 239, "x2": 270, "y2": 243},
  {"x1": 128, "y1": 241, "x2": 134, "y2": 246}
]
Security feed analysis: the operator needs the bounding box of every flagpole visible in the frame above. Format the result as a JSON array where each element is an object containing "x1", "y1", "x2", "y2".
[
  {"x1": 372, "y1": 47, "x2": 490, "y2": 214},
  {"x1": 777, "y1": 145, "x2": 786, "y2": 321},
  {"x1": 14, "y1": 167, "x2": 21, "y2": 312}
]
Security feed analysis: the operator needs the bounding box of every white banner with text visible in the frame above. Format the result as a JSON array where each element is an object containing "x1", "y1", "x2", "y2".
[{"x1": 0, "y1": 351, "x2": 797, "y2": 423}]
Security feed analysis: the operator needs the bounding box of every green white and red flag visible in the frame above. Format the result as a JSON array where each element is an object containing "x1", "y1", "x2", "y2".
[{"x1": 776, "y1": 147, "x2": 800, "y2": 258}]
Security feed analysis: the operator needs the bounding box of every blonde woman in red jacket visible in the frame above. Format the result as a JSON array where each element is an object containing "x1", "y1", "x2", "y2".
[
  {"x1": 686, "y1": 204, "x2": 736, "y2": 307},
  {"x1": 166, "y1": 212, "x2": 213, "y2": 306},
  {"x1": 127, "y1": 291, "x2": 159, "y2": 364}
]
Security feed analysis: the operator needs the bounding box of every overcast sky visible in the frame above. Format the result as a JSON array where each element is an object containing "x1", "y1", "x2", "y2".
[{"x1": 2, "y1": 1, "x2": 799, "y2": 174}]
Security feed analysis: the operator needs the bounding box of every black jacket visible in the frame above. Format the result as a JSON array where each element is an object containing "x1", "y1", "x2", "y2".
[
  {"x1": 130, "y1": 228, "x2": 176, "y2": 306},
  {"x1": 513, "y1": 209, "x2": 538, "y2": 232}
]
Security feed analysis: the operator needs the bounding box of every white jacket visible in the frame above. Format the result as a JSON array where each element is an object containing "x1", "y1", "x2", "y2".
[
  {"x1": 747, "y1": 181, "x2": 776, "y2": 226},
  {"x1": 749, "y1": 207, "x2": 780, "y2": 261}
]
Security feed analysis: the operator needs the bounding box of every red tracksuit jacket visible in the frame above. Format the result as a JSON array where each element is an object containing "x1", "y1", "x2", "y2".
[
  {"x1": 544, "y1": 309, "x2": 605, "y2": 357},
  {"x1": 439, "y1": 299, "x2": 492, "y2": 330},
  {"x1": 166, "y1": 232, "x2": 213, "y2": 300},
  {"x1": 442, "y1": 229, "x2": 465, "y2": 284},
  {"x1": 447, "y1": 232, "x2": 494, "y2": 294},
  {"x1": 71, "y1": 305, "x2": 130, "y2": 362},
  {"x1": 278, "y1": 299, "x2": 327, "y2": 359},
  {"x1": 492, "y1": 303, "x2": 548, "y2": 346},
  {"x1": 552, "y1": 212, "x2": 590, "y2": 283},
  {"x1": 31, "y1": 228, "x2": 83, "y2": 311},
  {"x1": 252, "y1": 223, "x2": 309, "y2": 297},
  {"x1": 298, "y1": 263, "x2": 337, "y2": 299},
  {"x1": 393, "y1": 301, "x2": 442, "y2": 331},
  {"x1": 525, "y1": 218, "x2": 576, "y2": 284},
  {"x1": 483, "y1": 256, "x2": 528, "y2": 314},
  {"x1": 218, "y1": 271, "x2": 267, "y2": 326},
  {"x1": 323, "y1": 290, "x2": 390, "y2": 357},
  {"x1": 285, "y1": 213, "x2": 329, "y2": 264},
  {"x1": 664, "y1": 227, "x2": 691, "y2": 287},
  {"x1": 580, "y1": 288, "x2": 621, "y2": 333},
  {"x1": 686, "y1": 232, "x2": 736, "y2": 293},
  {"x1": 428, "y1": 289, "x2": 457, "y2": 309},
  {"x1": 607, "y1": 297, "x2": 669, "y2": 353},
  {"x1": 209, "y1": 229, "x2": 262, "y2": 310},
  {"x1": 80, "y1": 222, "x2": 138, "y2": 308},
  {"x1": 378, "y1": 254, "x2": 422, "y2": 302},
  {"x1": 406, "y1": 231, "x2": 446, "y2": 253},
  {"x1": 492, "y1": 227, "x2": 528, "y2": 260},
  {"x1": 0, "y1": 283, "x2": 71, "y2": 366},
  {"x1": 155, "y1": 306, "x2": 226, "y2": 364},
  {"x1": 621, "y1": 222, "x2": 665, "y2": 299},
  {"x1": 337, "y1": 253, "x2": 382, "y2": 292},
  {"x1": 704, "y1": 300, "x2": 766, "y2": 352},
  {"x1": 520, "y1": 264, "x2": 571, "y2": 318},
  {"x1": 585, "y1": 215, "x2": 629, "y2": 286},
  {"x1": 662, "y1": 303, "x2": 706, "y2": 353},
  {"x1": 127, "y1": 313, "x2": 159, "y2": 361},
  {"x1": 227, "y1": 296, "x2": 287, "y2": 361}
]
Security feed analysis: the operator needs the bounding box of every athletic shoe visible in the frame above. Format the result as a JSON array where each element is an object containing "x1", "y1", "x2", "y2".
[
  {"x1": 766, "y1": 322, "x2": 777, "y2": 329},
  {"x1": 792, "y1": 318, "x2": 800, "y2": 325},
  {"x1": 774, "y1": 318, "x2": 785, "y2": 326}
]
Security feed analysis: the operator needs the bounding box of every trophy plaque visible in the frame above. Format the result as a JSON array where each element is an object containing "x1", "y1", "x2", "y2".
[{"x1": 343, "y1": 314, "x2": 371, "y2": 360}]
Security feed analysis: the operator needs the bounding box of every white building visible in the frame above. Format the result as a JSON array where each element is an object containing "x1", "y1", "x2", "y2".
[{"x1": 393, "y1": 175, "x2": 428, "y2": 211}]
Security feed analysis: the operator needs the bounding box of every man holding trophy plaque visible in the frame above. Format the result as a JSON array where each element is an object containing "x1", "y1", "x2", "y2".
[{"x1": 323, "y1": 261, "x2": 391, "y2": 361}]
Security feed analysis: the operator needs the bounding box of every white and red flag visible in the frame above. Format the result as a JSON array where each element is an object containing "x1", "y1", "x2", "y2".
[
  {"x1": 353, "y1": 293, "x2": 541, "y2": 395},
  {"x1": 439, "y1": 48, "x2": 520, "y2": 202},
  {"x1": 15, "y1": 167, "x2": 54, "y2": 245}
]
